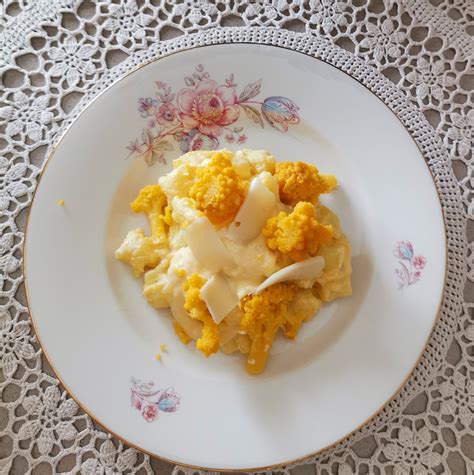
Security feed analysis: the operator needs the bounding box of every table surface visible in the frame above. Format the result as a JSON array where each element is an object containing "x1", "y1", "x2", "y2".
[{"x1": 0, "y1": 1, "x2": 472, "y2": 474}]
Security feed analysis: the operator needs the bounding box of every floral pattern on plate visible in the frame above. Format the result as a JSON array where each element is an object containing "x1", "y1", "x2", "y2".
[
  {"x1": 127, "y1": 64, "x2": 300, "y2": 165},
  {"x1": 130, "y1": 378, "x2": 180, "y2": 422},
  {"x1": 393, "y1": 241, "x2": 426, "y2": 289}
]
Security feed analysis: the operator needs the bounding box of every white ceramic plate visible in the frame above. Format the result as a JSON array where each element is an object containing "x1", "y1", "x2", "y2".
[{"x1": 25, "y1": 44, "x2": 446, "y2": 470}]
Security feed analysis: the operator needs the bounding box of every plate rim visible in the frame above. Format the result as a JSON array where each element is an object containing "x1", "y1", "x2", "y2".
[{"x1": 23, "y1": 32, "x2": 448, "y2": 471}]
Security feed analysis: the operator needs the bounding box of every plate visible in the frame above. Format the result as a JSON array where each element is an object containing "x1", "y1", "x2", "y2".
[{"x1": 25, "y1": 43, "x2": 446, "y2": 470}]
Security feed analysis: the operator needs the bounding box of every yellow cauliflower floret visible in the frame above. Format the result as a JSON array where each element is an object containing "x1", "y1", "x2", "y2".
[
  {"x1": 240, "y1": 285, "x2": 321, "y2": 374},
  {"x1": 275, "y1": 161, "x2": 336, "y2": 205},
  {"x1": 189, "y1": 151, "x2": 247, "y2": 227},
  {"x1": 262, "y1": 201, "x2": 334, "y2": 261},
  {"x1": 183, "y1": 274, "x2": 219, "y2": 357},
  {"x1": 130, "y1": 184, "x2": 169, "y2": 239},
  {"x1": 163, "y1": 205, "x2": 173, "y2": 226},
  {"x1": 174, "y1": 322, "x2": 192, "y2": 344},
  {"x1": 284, "y1": 289, "x2": 321, "y2": 339},
  {"x1": 240, "y1": 283, "x2": 298, "y2": 375},
  {"x1": 115, "y1": 228, "x2": 163, "y2": 277}
]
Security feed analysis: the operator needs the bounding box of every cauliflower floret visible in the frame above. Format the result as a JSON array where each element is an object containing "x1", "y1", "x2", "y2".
[
  {"x1": 130, "y1": 184, "x2": 169, "y2": 239},
  {"x1": 172, "y1": 150, "x2": 213, "y2": 169},
  {"x1": 236, "y1": 149, "x2": 276, "y2": 174},
  {"x1": 232, "y1": 154, "x2": 252, "y2": 180},
  {"x1": 239, "y1": 284, "x2": 322, "y2": 374},
  {"x1": 240, "y1": 283, "x2": 297, "y2": 374},
  {"x1": 159, "y1": 163, "x2": 196, "y2": 199},
  {"x1": 275, "y1": 161, "x2": 336, "y2": 205},
  {"x1": 168, "y1": 247, "x2": 203, "y2": 283},
  {"x1": 262, "y1": 202, "x2": 334, "y2": 261},
  {"x1": 168, "y1": 197, "x2": 203, "y2": 250},
  {"x1": 116, "y1": 184, "x2": 170, "y2": 276},
  {"x1": 144, "y1": 246, "x2": 204, "y2": 309},
  {"x1": 189, "y1": 151, "x2": 247, "y2": 227},
  {"x1": 258, "y1": 171, "x2": 279, "y2": 197},
  {"x1": 174, "y1": 322, "x2": 192, "y2": 344},
  {"x1": 115, "y1": 228, "x2": 163, "y2": 277},
  {"x1": 143, "y1": 257, "x2": 171, "y2": 308},
  {"x1": 170, "y1": 197, "x2": 201, "y2": 226},
  {"x1": 183, "y1": 274, "x2": 219, "y2": 357},
  {"x1": 163, "y1": 205, "x2": 172, "y2": 226},
  {"x1": 284, "y1": 289, "x2": 321, "y2": 339}
]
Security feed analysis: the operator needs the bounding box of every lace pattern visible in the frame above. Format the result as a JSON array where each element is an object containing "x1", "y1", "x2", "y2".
[{"x1": 0, "y1": 1, "x2": 472, "y2": 473}]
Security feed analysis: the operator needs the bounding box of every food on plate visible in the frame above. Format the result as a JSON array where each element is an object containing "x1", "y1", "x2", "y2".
[{"x1": 115, "y1": 149, "x2": 352, "y2": 374}]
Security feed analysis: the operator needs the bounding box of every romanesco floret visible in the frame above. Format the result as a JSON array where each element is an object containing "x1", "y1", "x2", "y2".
[
  {"x1": 189, "y1": 151, "x2": 247, "y2": 227},
  {"x1": 130, "y1": 184, "x2": 169, "y2": 239},
  {"x1": 262, "y1": 201, "x2": 334, "y2": 261},
  {"x1": 183, "y1": 274, "x2": 219, "y2": 357},
  {"x1": 274, "y1": 161, "x2": 336, "y2": 205}
]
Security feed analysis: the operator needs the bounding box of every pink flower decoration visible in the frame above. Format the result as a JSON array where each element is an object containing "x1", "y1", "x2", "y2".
[
  {"x1": 156, "y1": 103, "x2": 179, "y2": 126},
  {"x1": 412, "y1": 255, "x2": 426, "y2": 270},
  {"x1": 237, "y1": 134, "x2": 247, "y2": 144},
  {"x1": 156, "y1": 81, "x2": 166, "y2": 89},
  {"x1": 414, "y1": 271, "x2": 422, "y2": 279},
  {"x1": 134, "y1": 398, "x2": 142, "y2": 410},
  {"x1": 142, "y1": 404, "x2": 158, "y2": 422},
  {"x1": 225, "y1": 134, "x2": 234, "y2": 143},
  {"x1": 176, "y1": 79, "x2": 240, "y2": 137}
]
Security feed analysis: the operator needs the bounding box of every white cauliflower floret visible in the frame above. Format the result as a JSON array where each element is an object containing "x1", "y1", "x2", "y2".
[
  {"x1": 143, "y1": 258, "x2": 171, "y2": 308},
  {"x1": 159, "y1": 151, "x2": 216, "y2": 199},
  {"x1": 115, "y1": 228, "x2": 164, "y2": 277},
  {"x1": 167, "y1": 247, "x2": 203, "y2": 284},
  {"x1": 168, "y1": 197, "x2": 202, "y2": 250},
  {"x1": 158, "y1": 164, "x2": 196, "y2": 199},
  {"x1": 172, "y1": 150, "x2": 214, "y2": 169},
  {"x1": 258, "y1": 171, "x2": 279, "y2": 196},
  {"x1": 232, "y1": 154, "x2": 252, "y2": 180},
  {"x1": 143, "y1": 247, "x2": 205, "y2": 309},
  {"x1": 235, "y1": 149, "x2": 276, "y2": 174},
  {"x1": 171, "y1": 197, "x2": 201, "y2": 225}
]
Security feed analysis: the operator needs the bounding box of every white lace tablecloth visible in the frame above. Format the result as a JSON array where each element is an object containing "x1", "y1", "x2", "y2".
[{"x1": 0, "y1": 1, "x2": 473, "y2": 474}]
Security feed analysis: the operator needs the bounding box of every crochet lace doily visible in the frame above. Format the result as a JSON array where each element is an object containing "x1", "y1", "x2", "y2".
[{"x1": 0, "y1": 1, "x2": 472, "y2": 474}]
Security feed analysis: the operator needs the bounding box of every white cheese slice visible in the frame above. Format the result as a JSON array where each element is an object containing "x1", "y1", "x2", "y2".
[
  {"x1": 254, "y1": 256, "x2": 325, "y2": 294},
  {"x1": 200, "y1": 274, "x2": 239, "y2": 324},
  {"x1": 185, "y1": 217, "x2": 234, "y2": 272},
  {"x1": 227, "y1": 176, "x2": 277, "y2": 243}
]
